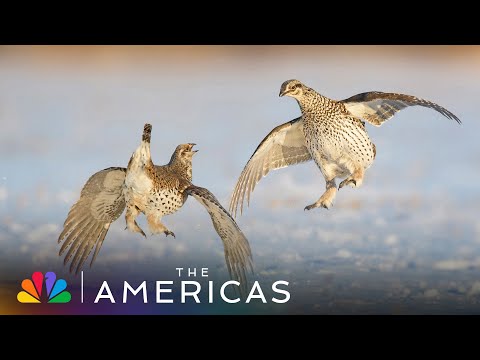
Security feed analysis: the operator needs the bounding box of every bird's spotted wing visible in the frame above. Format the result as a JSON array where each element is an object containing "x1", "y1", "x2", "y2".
[
  {"x1": 58, "y1": 167, "x2": 126, "y2": 274},
  {"x1": 186, "y1": 185, "x2": 253, "y2": 298},
  {"x1": 342, "y1": 91, "x2": 461, "y2": 126},
  {"x1": 229, "y1": 117, "x2": 311, "y2": 218}
]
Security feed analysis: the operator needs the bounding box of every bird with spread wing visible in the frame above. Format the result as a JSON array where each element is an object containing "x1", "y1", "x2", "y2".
[
  {"x1": 58, "y1": 124, "x2": 253, "y2": 294},
  {"x1": 230, "y1": 79, "x2": 461, "y2": 217}
]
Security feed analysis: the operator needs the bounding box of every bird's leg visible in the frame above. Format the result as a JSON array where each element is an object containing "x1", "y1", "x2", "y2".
[
  {"x1": 125, "y1": 205, "x2": 146, "y2": 237},
  {"x1": 339, "y1": 166, "x2": 364, "y2": 190},
  {"x1": 305, "y1": 178, "x2": 337, "y2": 211},
  {"x1": 146, "y1": 213, "x2": 176, "y2": 238}
]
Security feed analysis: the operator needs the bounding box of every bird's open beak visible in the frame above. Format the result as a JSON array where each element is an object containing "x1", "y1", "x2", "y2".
[
  {"x1": 188, "y1": 143, "x2": 199, "y2": 153},
  {"x1": 279, "y1": 89, "x2": 287, "y2": 97}
]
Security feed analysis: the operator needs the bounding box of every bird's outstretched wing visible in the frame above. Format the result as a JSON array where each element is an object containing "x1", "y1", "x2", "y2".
[
  {"x1": 186, "y1": 185, "x2": 254, "y2": 297},
  {"x1": 58, "y1": 167, "x2": 126, "y2": 274},
  {"x1": 229, "y1": 117, "x2": 311, "y2": 218},
  {"x1": 342, "y1": 91, "x2": 461, "y2": 126}
]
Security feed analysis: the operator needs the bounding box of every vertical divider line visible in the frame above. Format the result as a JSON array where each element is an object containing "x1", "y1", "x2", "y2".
[{"x1": 81, "y1": 271, "x2": 84, "y2": 303}]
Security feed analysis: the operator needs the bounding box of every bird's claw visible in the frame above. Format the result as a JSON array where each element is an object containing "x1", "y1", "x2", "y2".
[
  {"x1": 304, "y1": 199, "x2": 332, "y2": 211},
  {"x1": 164, "y1": 230, "x2": 176, "y2": 238},
  {"x1": 339, "y1": 179, "x2": 356, "y2": 189},
  {"x1": 304, "y1": 203, "x2": 327, "y2": 211},
  {"x1": 125, "y1": 226, "x2": 146, "y2": 238}
]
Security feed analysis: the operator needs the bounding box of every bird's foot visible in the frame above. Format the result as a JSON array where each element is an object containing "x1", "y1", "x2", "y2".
[
  {"x1": 304, "y1": 188, "x2": 336, "y2": 211},
  {"x1": 304, "y1": 203, "x2": 326, "y2": 211},
  {"x1": 164, "y1": 230, "x2": 176, "y2": 238},
  {"x1": 304, "y1": 201, "x2": 331, "y2": 211},
  {"x1": 339, "y1": 178, "x2": 356, "y2": 190},
  {"x1": 146, "y1": 214, "x2": 175, "y2": 238},
  {"x1": 125, "y1": 223, "x2": 146, "y2": 238}
]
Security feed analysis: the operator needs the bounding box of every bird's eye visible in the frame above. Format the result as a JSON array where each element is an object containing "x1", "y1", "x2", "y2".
[{"x1": 292, "y1": 84, "x2": 298, "y2": 90}]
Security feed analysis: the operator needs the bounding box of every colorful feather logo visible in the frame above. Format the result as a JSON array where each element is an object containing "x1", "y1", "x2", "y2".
[{"x1": 17, "y1": 271, "x2": 72, "y2": 303}]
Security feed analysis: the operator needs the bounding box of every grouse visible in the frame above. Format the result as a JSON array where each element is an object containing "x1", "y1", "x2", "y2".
[
  {"x1": 59, "y1": 124, "x2": 253, "y2": 294},
  {"x1": 230, "y1": 79, "x2": 461, "y2": 216}
]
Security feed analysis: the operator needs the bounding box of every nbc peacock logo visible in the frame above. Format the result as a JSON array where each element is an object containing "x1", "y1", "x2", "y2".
[{"x1": 17, "y1": 271, "x2": 72, "y2": 303}]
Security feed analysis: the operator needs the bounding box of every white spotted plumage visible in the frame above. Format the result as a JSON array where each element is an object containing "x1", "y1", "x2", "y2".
[
  {"x1": 230, "y1": 79, "x2": 461, "y2": 216},
  {"x1": 58, "y1": 123, "x2": 254, "y2": 298}
]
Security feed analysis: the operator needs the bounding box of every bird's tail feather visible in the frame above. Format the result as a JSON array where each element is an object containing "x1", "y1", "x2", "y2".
[
  {"x1": 127, "y1": 123, "x2": 152, "y2": 170},
  {"x1": 142, "y1": 123, "x2": 152, "y2": 143}
]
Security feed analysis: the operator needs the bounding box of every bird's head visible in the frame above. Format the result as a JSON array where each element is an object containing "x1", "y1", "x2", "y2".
[
  {"x1": 170, "y1": 143, "x2": 198, "y2": 181},
  {"x1": 279, "y1": 79, "x2": 307, "y2": 99},
  {"x1": 174, "y1": 143, "x2": 198, "y2": 163}
]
